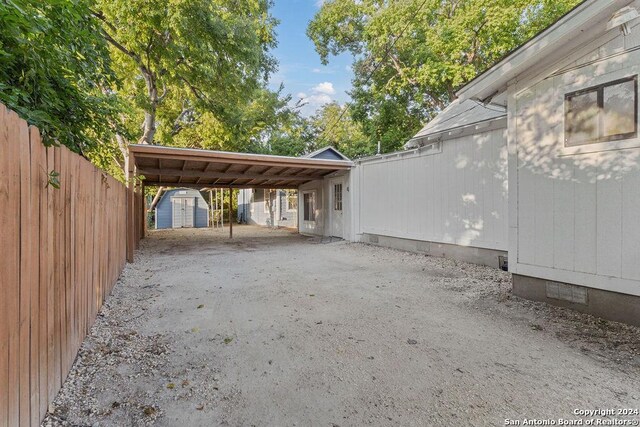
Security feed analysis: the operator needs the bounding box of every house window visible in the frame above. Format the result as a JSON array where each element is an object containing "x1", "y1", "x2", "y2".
[
  {"x1": 249, "y1": 190, "x2": 255, "y2": 213},
  {"x1": 565, "y1": 76, "x2": 637, "y2": 146},
  {"x1": 303, "y1": 192, "x2": 316, "y2": 222},
  {"x1": 286, "y1": 190, "x2": 298, "y2": 211},
  {"x1": 333, "y1": 184, "x2": 342, "y2": 211}
]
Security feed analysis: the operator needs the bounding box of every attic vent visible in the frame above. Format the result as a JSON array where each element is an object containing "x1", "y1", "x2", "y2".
[{"x1": 545, "y1": 281, "x2": 588, "y2": 305}]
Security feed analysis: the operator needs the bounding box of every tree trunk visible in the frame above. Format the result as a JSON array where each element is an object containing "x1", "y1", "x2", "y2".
[
  {"x1": 139, "y1": 69, "x2": 158, "y2": 145},
  {"x1": 116, "y1": 132, "x2": 129, "y2": 170}
]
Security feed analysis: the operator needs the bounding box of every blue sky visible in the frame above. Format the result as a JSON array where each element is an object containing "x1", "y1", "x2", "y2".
[{"x1": 269, "y1": 0, "x2": 355, "y2": 116}]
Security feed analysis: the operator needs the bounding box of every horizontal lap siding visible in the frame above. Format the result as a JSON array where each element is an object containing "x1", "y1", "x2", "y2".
[
  {"x1": 0, "y1": 104, "x2": 127, "y2": 427},
  {"x1": 357, "y1": 129, "x2": 508, "y2": 251}
]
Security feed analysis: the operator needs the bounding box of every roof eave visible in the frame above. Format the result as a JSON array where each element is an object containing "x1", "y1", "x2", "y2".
[{"x1": 456, "y1": 0, "x2": 631, "y2": 103}]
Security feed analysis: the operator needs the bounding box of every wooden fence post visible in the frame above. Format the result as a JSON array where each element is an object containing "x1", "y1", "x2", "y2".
[{"x1": 126, "y1": 152, "x2": 135, "y2": 263}]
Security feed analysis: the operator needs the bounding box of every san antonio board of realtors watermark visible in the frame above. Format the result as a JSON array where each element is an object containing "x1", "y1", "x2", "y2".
[{"x1": 504, "y1": 408, "x2": 640, "y2": 426}]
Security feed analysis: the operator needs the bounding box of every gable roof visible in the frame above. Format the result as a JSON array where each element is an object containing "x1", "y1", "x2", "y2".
[
  {"x1": 303, "y1": 146, "x2": 351, "y2": 161},
  {"x1": 456, "y1": 0, "x2": 632, "y2": 103},
  {"x1": 150, "y1": 187, "x2": 203, "y2": 211}
]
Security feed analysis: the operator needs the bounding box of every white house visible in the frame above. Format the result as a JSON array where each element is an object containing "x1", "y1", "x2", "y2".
[
  {"x1": 237, "y1": 188, "x2": 299, "y2": 228},
  {"x1": 351, "y1": 99, "x2": 509, "y2": 267},
  {"x1": 452, "y1": 0, "x2": 640, "y2": 325},
  {"x1": 238, "y1": 147, "x2": 352, "y2": 236},
  {"x1": 228, "y1": 1, "x2": 640, "y2": 325},
  {"x1": 346, "y1": 0, "x2": 640, "y2": 325}
]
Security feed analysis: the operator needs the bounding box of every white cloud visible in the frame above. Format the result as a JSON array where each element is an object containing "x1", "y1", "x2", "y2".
[
  {"x1": 305, "y1": 93, "x2": 332, "y2": 106},
  {"x1": 293, "y1": 81, "x2": 338, "y2": 116},
  {"x1": 312, "y1": 68, "x2": 321, "y2": 73},
  {"x1": 315, "y1": 0, "x2": 326, "y2": 7},
  {"x1": 313, "y1": 82, "x2": 335, "y2": 95}
]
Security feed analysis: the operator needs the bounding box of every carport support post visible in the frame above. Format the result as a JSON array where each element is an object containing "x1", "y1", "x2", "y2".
[
  {"x1": 229, "y1": 187, "x2": 233, "y2": 239},
  {"x1": 126, "y1": 152, "x2": 135, "y2": 263},
  {"x1": 141, "y1": 183, "x2": 146, "y2": 239}
]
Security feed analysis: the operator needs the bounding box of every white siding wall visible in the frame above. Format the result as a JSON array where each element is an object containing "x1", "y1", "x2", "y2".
[
  {"x1": 298, "y1": 171, "x2": 351, "y2": 238},
  {"x1": 356, "y1": 129, "x2": 508, "y2": 250},
  {"x1": 239, "y1": 189, "x2": 298, "y2": 228},
  {"x1": 511, "y1": 23, "x2": 640, "y2": 297}
]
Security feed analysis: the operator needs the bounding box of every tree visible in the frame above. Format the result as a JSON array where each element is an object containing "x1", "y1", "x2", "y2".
[
  {"x1": 311, "y1": 102, "x2": 372, "y2": 159},
  {"x1": 0, "y1": 0, "x2": 119, "y2": 151},
  {"x1": 92, "y1": 0, "x2": 278, "y2": 164},
  {"x1": 308, "y1": 0, "x2": 581, "y2": 152}
]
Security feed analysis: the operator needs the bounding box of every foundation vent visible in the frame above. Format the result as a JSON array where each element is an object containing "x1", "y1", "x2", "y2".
[
  {"x1": 545, "y1": 281, "x2": 588, "y2": 305},
  {"x1": 368, "y1": 235, "x2": 379, "y2": 244}
]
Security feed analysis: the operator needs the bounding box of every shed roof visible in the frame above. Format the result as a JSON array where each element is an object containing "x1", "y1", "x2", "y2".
[
  {"x1": 404, "y1": 99, "x2": 506, "y2": 149},
  {"x1": 412, "y1": 99, "x2": 505, "y2": 138},
  {"x1": 129, "y1": 144, "x2": 353, "y2": 189},
  {"x1": 149, "y1": 187, "x2": 204, "y2": 211}
]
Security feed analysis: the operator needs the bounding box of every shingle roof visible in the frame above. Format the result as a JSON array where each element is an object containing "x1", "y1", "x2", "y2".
[{"x1": 411, "y1": 99, "x2": 506, "y2": 140}]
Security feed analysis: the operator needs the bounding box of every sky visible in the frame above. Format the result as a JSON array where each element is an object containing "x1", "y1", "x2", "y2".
[{"x1": 268, "y1": 0, "x2": 355, "y2": 116}]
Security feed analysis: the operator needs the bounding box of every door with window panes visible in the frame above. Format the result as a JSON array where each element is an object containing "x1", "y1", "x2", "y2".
[{"x1": 330, "y1": 178, "x2": 344, "y2": 238}]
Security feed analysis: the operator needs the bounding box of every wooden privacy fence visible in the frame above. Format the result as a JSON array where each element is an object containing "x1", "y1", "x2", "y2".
[{"x1": 0, "y1": 104, "x2": 128, "y2": 427}]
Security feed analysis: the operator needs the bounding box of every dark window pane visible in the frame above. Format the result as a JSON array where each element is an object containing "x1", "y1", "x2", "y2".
[
  {"x1": 566, "y1": 90, "x2": 599, "y2": 145},
  {"x1": 603, "y1": 80, "x2": 636, "y2": 137},
  {"x1": 303, "y1": 193, "x2": 315, "y2": 221}
]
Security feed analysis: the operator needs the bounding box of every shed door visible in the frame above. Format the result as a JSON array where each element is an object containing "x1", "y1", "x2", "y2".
[
  {"x1": 330, "y1": 179, "x2": 344, "y2": 238},
  {"x1": 172, "y1": 197, "x2": 195, "y2": 228}
]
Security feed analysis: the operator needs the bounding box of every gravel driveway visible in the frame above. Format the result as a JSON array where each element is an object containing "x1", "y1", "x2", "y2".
[{"x1": 43, "y1": 225, "x2": 640, "y2": 426}]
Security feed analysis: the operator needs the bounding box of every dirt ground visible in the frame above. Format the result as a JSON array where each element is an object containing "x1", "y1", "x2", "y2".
[{"x1": 43, "y1": 225, "x2": 640, "y2": 427}]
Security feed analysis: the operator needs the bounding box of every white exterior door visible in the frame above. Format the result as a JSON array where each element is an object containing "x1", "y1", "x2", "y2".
[
  {"x1": 172, "y1": 197, "x2": 195, "y2": 228},
  {"x1": 330, "y1": 179, "x2": 344, "y2": 238}
]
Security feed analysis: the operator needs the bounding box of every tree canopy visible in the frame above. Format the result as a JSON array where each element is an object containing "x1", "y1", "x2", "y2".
[
  {"x1": 89, "y1": 0, "x2": 281, "y2": 170},
  {"x1": 307, "y1": 0, "x2": 582, "y2": 153},
  {"x1": 311, "y1": 102, "x2": 372, "y2": 159},
  {"x1": 0, "y1": 0, "x2": 584, "y2": 170},
  {"x1": 0, "y1": 0, "x2": 118, "y2": 151}
]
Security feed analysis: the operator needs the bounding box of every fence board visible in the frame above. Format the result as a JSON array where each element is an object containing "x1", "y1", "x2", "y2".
[
  {"x1": 28, "y1": 127, "x2": 41, "y2": 427},
  {"x1": 35, "y1": 128, "x2": 48, "y2": 422},
  {"x1": 18, "y1": 114, "x2": 32, "y2": 427},
  {"x1": 0, "y1": 104, "x2": 15, "y2": 427},
  {"x1": 0, "y1": 103, "x2": 128, "y2": 426},
  {"x1": 6, "y1": 108, "x2": 21, "y2": 427}
]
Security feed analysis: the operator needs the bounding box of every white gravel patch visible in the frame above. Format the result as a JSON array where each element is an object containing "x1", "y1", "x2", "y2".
[{"x1": 42, "y1": 226, "x2": 640, "y2": 426}]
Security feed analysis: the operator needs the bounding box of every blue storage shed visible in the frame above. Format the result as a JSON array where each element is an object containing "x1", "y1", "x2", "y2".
[{"x1": 153, "y1": 188, "x2": 209, "y2": 229}]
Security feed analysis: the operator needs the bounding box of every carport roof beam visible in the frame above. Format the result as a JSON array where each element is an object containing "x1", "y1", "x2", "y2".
[{"x1": 129, "y1": 144, "x2": 353, "y2": 189}]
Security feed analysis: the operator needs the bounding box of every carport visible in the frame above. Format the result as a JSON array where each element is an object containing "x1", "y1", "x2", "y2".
[{"x1": 125, "y1": 144, "x2": 353, "y2": 261}]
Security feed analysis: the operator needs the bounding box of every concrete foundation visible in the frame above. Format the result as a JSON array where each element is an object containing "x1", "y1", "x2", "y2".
[
  {"x1": 359, "y1": 233, "x2": 507, "y2": 268},
  {"x1": 513, "y1": 274, "x2": 640, "y2": 327}
]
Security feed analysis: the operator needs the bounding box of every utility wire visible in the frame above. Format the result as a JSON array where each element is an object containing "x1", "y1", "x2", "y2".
[{"x1": 316, "y1": 0, "x2": 431, "y2": 144}]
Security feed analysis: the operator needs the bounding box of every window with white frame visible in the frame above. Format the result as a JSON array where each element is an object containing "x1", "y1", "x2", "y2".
[
  {"x1": 333, "y1": 183, "x2": 342, "y2": 211},
  {"x1": 303, "y1": 191, "x2": 316, "y2": 222},
  {"x1": 565, "y1": 76, "x2": 637, "y2": 146},
  {"x1": 249, "y1": 190, "x2": 255, "y2": 213},
  {"x1": 286, "y1": 189, "x2": 298, "y2": 212}
]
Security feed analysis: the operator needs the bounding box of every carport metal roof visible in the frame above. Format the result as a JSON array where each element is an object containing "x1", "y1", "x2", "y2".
[{"x1": 129, "y1": 144, "x2": 353, "y2": 189}]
